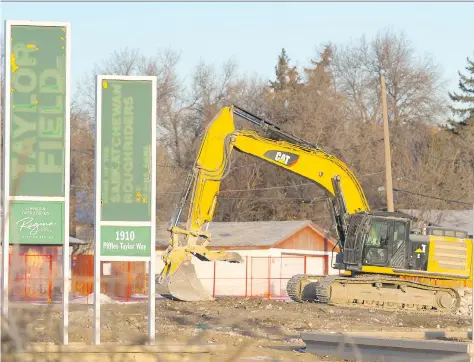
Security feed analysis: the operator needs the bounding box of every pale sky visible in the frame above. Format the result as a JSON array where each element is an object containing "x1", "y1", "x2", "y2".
[{"x1": 1, "y1": 2, "x2": 473, "y2": 97}]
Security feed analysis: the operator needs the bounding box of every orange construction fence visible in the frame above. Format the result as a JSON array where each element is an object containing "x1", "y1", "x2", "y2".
[
  {"x1": 5, "y1": 254, "x2": 336, "y2": 302},
  {"x1": 6, "y1": 253, "x2": 473, "y2": 303},
  {"x1": 9, "y1": 253, "x2": 56, "y2": 303}
]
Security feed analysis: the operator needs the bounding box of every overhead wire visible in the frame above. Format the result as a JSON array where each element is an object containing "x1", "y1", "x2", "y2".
[
  {"x1": 392, "y1": 188, "x2": 472, "y2": 206},
  {"x1": 70, "y1": 135, "x2": 471, "y2": 207},
  {"x1": 70, "y1": 169, "x2": 386, "y2": 196},
  {"x1": 340, "y1": 137, "x2": 384, "y2": 151},
  {"x1": 396, "y1": 176, "x2": 467, "y2": 194},
  {"x1": 390, "y1": 140, "x2": 462, "y2": 164},
  {"x1": 219, "y1": 196, "x2": 328, "y2": 203},
  {"x1": 358, "y1": 170, "x2": 385, "y2": 177}
]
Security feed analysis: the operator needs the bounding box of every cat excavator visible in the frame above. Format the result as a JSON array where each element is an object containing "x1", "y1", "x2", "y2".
[{"x1": 156, "y1": 105, "x2": 472, "y2": 314}]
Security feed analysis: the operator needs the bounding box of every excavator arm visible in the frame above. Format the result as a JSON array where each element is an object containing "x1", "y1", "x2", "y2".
[{"x1": 156, "y1": 105, "x2": 370, "y2": 301}]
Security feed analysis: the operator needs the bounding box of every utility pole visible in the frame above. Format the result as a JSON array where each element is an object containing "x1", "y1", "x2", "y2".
[{"x1": 381, "y1": 75, "x2": 394, "y2": 212}]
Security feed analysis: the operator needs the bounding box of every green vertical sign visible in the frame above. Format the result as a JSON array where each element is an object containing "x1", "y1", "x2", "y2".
[
  {"x1": 95, "y1": 77, "x2": 156, "y2": 344},
  {"x1": 100, "y1": 79, "x2": 153, "y2": 222},
  {"x1": 3, "y1": 20, "x2": 71, "y2": 346},
  {"x1": 5, "y1": 23, "x2": 68, "y2": 247},
  {"x1": 9, "y1": 24, "x2": 66, "y2": 197},
  {"x1": 97, "y1": 76, "x2": 156, "y2": 259}
]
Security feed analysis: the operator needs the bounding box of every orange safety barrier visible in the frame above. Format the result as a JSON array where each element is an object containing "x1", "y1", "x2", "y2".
[
  {"x1": 7, "y1": 253, "x2": 471, "y2": 303},
  {"x1": 6, "y1": 254, "x2": 334, "y2": 302},
  {"x1": 8, "y1": 254, "x2": 56, "y2": 303},
  {"x1": 71, "y1": 255, "x2": 148, "y2": 300}
]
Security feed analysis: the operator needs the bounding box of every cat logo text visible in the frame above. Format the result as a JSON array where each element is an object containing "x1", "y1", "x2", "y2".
[{"x1": 263, "y1": 150, "x2": 299, "y2": 167}]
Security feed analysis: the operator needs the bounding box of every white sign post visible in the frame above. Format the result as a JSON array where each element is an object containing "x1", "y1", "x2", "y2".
[{"x1": 94, "y1": 75, "x2": 157, "y2": 344}]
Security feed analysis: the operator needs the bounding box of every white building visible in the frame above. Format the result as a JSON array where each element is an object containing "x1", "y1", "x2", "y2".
[{"x1": 155, "y1": 220, "x2": 340, "y2": 298}]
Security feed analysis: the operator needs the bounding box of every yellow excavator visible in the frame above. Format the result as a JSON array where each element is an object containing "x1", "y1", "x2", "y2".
[{"x1": 156, "y1": 105, "x2": 472, "y2": 314}]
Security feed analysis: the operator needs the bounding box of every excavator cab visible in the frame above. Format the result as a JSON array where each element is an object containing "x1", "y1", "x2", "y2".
[
  {"x1": 334, "y1": 210, "x2": 471, "y2": 281},
  {"x1": 333, "y1": 212, "x2": 415, "y2": 272}
]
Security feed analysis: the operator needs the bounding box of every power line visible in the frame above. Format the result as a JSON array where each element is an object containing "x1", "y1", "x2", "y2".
[
  {"x1": 71, "y1": 184, "x2": 181, "y2": 195},
  {"x1": 70, "y1": 170, "x2": 386, "y2": 195},
  {"x1": 358, "y1": 170, "x2": 385, "y2": 178},
  {"x1": 220, "y1": 171, "x2": 386, "y2": 193},
  {"x1": 396, "y1": 176, "x2": 466, "y2": 194},
  {"x1": 220, "y1": 196, "x2": 328, "y2": 203},
  {"x1": 219, "y1": 182, "x2": 315, "y2": 193},
  {"x1": 74, "y1": 184, "x2": 472, "y2": 206},
  {"x1": 340, "y1": 138, "x2": 384, "y2": 151},
  {"x1": 73, "y1": 183, "x2": 474, "y2": 207},
  {"x1": 392, "y1": 187, "x2": 472, "y2": 206},
  {"x1": 390, "y1": 140, "x2": 463, "y2": 164},
  {"x1": 155, "y1": 164, "x2": 186, "y2": 169}
]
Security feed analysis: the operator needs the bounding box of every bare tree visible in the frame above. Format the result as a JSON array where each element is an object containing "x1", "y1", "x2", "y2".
[
  {"x1": 75, "y1": 47, "x2": 165, "y2": 118},
  {"x1": 69, "y1": 110, "x2": 95, "y2": 236},
  {"x1": 68, "y1": 32, "x2": 474, "y2": 232},
  {"x1": 331, "y1": 29, "x2": 448, "y2": 126}
]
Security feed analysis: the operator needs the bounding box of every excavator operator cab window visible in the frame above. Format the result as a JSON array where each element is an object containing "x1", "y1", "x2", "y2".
[
  {"x1": 391, "y1": 222, "x2": 407, "y2": 268},
  {"x1": 392, "y1": 223, "x2": 406, "y2": 254},
  {"x1": 363, "y1": 220, "x2": 389, "y2": 266}
]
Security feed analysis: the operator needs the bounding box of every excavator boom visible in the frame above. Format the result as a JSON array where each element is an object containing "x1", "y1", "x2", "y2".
[{"x1": 156, "y1": 105, "x2": 370, "y2": 301}]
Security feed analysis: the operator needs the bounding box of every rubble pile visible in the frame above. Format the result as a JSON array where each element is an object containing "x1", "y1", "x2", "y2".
[
  {"x1": 457, "y1": 288, "x2": 473, "y2": 316},
  {"x1": 70, "y1": 292, "x2": 117, "y2": 305}
]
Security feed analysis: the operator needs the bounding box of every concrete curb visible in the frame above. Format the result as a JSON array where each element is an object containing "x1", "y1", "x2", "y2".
[
  {"x1": 302, "y1": 331, "x2": 474, "y2": 362},
  {"x1": 335, "y1": 330, "x2": 473, "y2": 340}
]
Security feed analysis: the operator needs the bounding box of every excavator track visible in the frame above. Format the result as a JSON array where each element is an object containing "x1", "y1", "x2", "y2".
[
  {"x1": 286, "y1": 274, "x2": 326, "y2": 303},
  {"x1": 287, "y1": 273, "x2": 461, "y2": 315}
]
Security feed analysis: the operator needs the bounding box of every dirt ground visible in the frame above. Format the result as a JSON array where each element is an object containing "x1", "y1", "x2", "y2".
[{"x1": 4, "y1": 297, "x2": 473, "y2": 361}]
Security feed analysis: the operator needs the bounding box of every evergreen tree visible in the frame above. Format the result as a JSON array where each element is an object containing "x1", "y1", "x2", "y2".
[
  {"x1": 269, "y1": 48, "x2": 301, "y2": 92},
  {"x1": 264, "y1": 48, "x2": 303, "y2": 126},
  {"x1": 447, "y1": 54, "x2": 474, "y2": 133},
  {"x1": 304, "y1": 45, "x2": 333, "y2": 92}
]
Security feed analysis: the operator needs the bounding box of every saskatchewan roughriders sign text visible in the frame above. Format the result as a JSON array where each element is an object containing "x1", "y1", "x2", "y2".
[{"x1": 100, "y1": 79, "x2": 152, "y2": 222}]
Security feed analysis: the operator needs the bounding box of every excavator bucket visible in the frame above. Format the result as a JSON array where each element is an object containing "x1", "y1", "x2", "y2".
[
  {"x1": 156, "y1": 236, "x2": 243, "y2": 301},
  {"x1": 156, "y1": 261, "x2": 214, "y2": 302}
]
